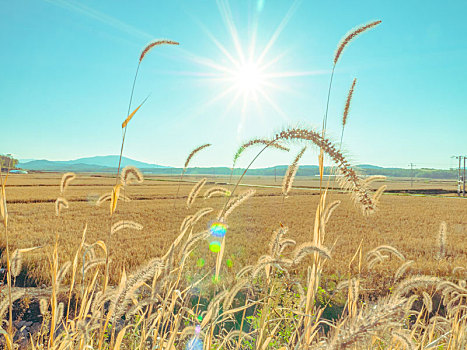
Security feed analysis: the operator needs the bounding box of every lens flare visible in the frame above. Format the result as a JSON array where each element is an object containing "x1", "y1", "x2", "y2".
[
  {"x1": 209, "y1": 221, "x2": 227, "y2": 238},
  {"x1": 209, "y1": 240, "x2": 221, "y2": 253},
  {"x1": 196, "y1": 258, "x2": 205, "y2": 268},
  {"x1": 226, "y1": 258, "x2": 233, "y2": 268}
]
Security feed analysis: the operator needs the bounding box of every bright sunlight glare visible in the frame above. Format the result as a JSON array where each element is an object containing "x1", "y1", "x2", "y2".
[{"x1": 234, "y1": 63, "x2": 262, "y2": 93}]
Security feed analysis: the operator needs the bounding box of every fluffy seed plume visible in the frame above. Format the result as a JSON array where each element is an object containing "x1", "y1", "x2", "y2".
[
  {"x1": 184, "y1": 144, "x2": 211, "y2": 171},
  {"x1": 343, "y1": 78, "x2": 357, "y2": 127},
  {"x1": 392, "y1": 330, "x2": 415, "y2": 350},
  {"x1": 139, "y1": 39, "x2": 179, "y2": 63},
  {"x1": 367, "y1": 245, "x2": 405, "y2": 261},
  {"x1": 436, "y1": 221, "x2": 447, "y2": 260},
  {"x1": 179, "y1": 215, "x2": 194, "y2": 233},
  {"x1": 187, "y1": 178, "x2": 207, "y2": 208},
  {"x1": 273, "y1": 127, "x2": 377, "y2": 214},
  {"x1": 120, "y1": 166, "x2": 143, "y2": 186},
  {"x1": 11, "y1": 249, "x2": 22, "y2": 278},
  {"x1": 55, "y1": 197, "x2": 69, "y2": 216},
  {"x1": 292, "y1": 242, "x2": 331, "y2": 264},
  {"x1": 60, "y1": 172, "x2": 76, "y2": 194},
  {"x1": 282, "y1": 146, "x2": 307, "y2": 197},
  {"x1": 39, "y1": 299, "x2": 48, "y2": 316},
  {"x1": 11, "y1": 246, "x2": 41, "y2": 278},
  {"x1": 422, "y1": 291, "x2": 433, "y2": 313},
  {"x1": 394, "y1": 260, "x2": 414, "y2": 281},
  {"x1": 233, "y1": 139, "x2": 289, "y2": 168},
  {"x1": 334, "y1": 20, "x2": 382, "y2": 65},
  {"x1": 221, "y1": 189, "x2": 256, "y2": 220},
  {"x1": 204, "y1": 186, "x2": 231, "y2": 199},
  {"x1": 191, "y1": 207, "x2": 213, "y2": 225},
  {"x1": 111, "y1": 220, "x2": 143, "y2": 235}
]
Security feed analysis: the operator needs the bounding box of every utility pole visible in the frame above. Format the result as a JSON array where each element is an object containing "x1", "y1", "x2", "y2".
[
  {"x1": 453, "y1": 156, "x2": 463, "y2": 197},
  {"x1": 274, "y1": 167, "x2": 277, "y2": 182},
  {"x1": 463, "y1": 156, "x2": 466, "y2": 197},
  {"x1": 409, "y1": 163, "x2": 416, "y2": 187}
]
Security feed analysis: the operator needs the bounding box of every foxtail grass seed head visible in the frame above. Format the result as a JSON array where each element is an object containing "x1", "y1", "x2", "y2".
[
  {"x1": 139, "y1": 39, "x2": 179, "y2": 63},
  {"x1": 233, "y1": 139, "x2": 289, "y2": 167},
  {"x1": 187, "y1": 178, "x2": 207, "y2": 208},
  {"x1": 184, "y1": 144, "x2": 212, "y2": 171},
  {"x1": 55, "y1": 197, "x2": 69, "y2": 216},
  {"x1": 60, "y1": 172, "x2": 76, "y2": 194},
  {"x1": 274, "y1": 127, "x2": 377, "y2": 214},
  {"x1": 334, "y1": 20, "x2": 382, "y2": 65},
  {"x1": 436, "y1": 221, "x2": 447, "y2": 260},
  {"x1": 11, "y1": 249, "x2": 22, "y2": 278},
  {"x1": 221, "y1": 189, "x2": 256, "y2": 221},
  {"x1": 282, "y1": 146, "x2": 306, "y2": 197},
  {"x1": 204, "y1": 186, "x2": 231, "y2": 199},
  {"x1": 111, "y1": 220, "x2": 143, "y2": 235},
  {"x1": 120, "y1": 166, "x2": 143, "y2": 186},
  {"x1": 343, "y1": 78, "x2": 357, "y2": 127}
]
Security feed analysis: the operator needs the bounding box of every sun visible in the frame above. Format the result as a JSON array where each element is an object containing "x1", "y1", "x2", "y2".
[
  {"x1": 234, "y1": 62, "x2": 262, "y2": 93},
  {"x1": 179, "y1": 0, "x2": 315, "y2": 134}
]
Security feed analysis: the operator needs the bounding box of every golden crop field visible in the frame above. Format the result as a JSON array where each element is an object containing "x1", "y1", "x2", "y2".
[{"x1": 4, "y1": 172, "x2": 466, "y2": 291}]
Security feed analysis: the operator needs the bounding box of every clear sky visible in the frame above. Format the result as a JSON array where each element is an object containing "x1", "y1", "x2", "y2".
[{"x1": 1, "y1": 0, "x2": 466, "y2": 169}]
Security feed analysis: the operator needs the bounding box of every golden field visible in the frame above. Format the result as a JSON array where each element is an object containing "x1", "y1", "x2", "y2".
[{"x1": 4, "y1": 172, "x2": 466, "y2": 289}]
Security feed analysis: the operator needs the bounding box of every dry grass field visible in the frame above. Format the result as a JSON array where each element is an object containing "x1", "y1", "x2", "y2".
[{"x1": 4, "y1": 172, "x2": 466, "y2": 291}]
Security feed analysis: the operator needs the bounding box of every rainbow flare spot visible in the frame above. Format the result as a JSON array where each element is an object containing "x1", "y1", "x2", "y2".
[
  {"x1": 196, "y1": 258, "x2": 205, "y2": 268},
  {"x1": 209, "y1": 221, "x2": 227, "y2": 238},
  {"x1": 209, "y1": 240, "x2": 222, "y2": 253}
]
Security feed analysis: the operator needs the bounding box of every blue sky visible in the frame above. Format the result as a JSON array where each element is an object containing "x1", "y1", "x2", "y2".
[{"x1": 1, "y1": 0, "x2": 466, "y2": 169}]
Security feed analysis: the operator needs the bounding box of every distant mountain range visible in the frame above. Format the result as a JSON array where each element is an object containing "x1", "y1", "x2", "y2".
[
  {"x1": 15, "y1": 156, "x2": 458, "y2": 179},
  {"x1": 18, "y1": 156, "x2": 170, "y2": 171}
]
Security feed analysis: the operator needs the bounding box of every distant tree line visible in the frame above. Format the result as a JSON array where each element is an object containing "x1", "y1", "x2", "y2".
[{"x1": 0, "y1": 154, "x2": 18, "y2": 170}]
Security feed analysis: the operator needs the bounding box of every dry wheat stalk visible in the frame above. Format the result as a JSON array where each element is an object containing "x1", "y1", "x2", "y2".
[
  {"x1": 282, "y1": 146, "x2": 307, "y2": 197},
  {"x1": 187, "y1": 178, "x2": 207, "y2": 208},
  {"x1": 334, "y1": 20, "x2": 382, "y2": 65},
  {"x1": 60, "y1": 172, "x2": 76, "y2": 194},
  {"x1": 139, "y1": 40, "x2": 179, "y2": 62}
]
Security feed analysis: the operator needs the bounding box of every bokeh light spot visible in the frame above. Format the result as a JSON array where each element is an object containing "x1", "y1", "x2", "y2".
[{"x1": 209, "y1": 241, "x2": 221, "y2": 253}]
